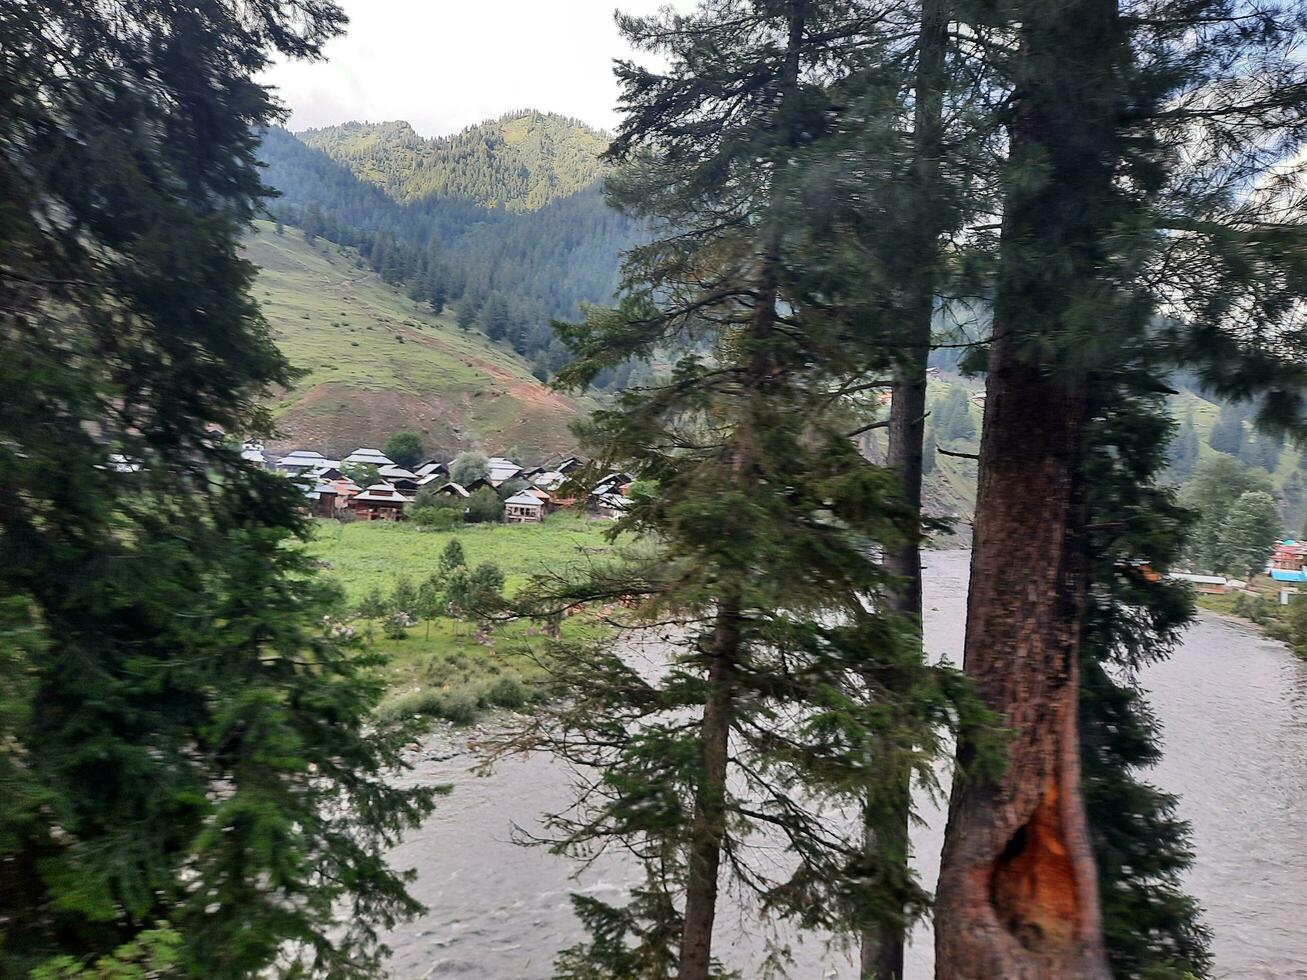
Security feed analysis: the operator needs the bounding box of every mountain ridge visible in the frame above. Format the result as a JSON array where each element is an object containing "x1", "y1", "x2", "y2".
[{"x1": 296, "y1": 110, "x2": 611, "y2": 212}]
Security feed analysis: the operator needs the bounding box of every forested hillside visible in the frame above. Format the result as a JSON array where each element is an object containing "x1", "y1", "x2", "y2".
[
  {"x1": 245, "y1": 221, "x2": 586, "y2": 459},
  {"x1": 297, "y1": 112, "x2": 609, "y2": 211},
  {"x1": 258, "y1": 122, "x2": 643, "y2": 384}
]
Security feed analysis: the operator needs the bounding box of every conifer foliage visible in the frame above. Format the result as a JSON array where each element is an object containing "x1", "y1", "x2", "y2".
[
  {"x1": 0, "y1": 3, "x2": 437, "y2": 976},
  {"x1": 505, "y1": 3, "x2": 977, "y2": 977}
]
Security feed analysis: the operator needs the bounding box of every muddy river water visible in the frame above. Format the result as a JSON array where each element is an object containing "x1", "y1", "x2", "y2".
[{"x1": 381, "y1": 550, "x2": 1307, "y2": 978}]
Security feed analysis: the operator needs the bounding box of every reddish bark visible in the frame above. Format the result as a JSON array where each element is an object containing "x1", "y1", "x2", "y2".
[{"x1": 933, "y1": 339, "x2": 1109, "y2": 978}]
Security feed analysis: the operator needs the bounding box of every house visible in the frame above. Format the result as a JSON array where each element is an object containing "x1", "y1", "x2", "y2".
[
  {"x1": 343, "y1": 447, "x2": 395, "y2": 468},
  {"x1": 591, "y1": 471, "x2": 633, "y2": 498},
  {"x1": 306, "y1": 480, "x2": 342, "y2": 519},
  {"x1": 503, "y1": 491, "x2": 545, "y2": 524},
  {"x1": 346, "y1": 482, "x2": 409, "y2": 521},
  {"x1": 241, "y1": 440, "x2": 272, "y2": 468},
  {"x1": 377, "y1": 465, "x2": 420, "y2": 495},
  {"x1": 1269, "y1": 541, "x2": 1307, "y2": 582},
  {"x1": 555, "y1": 455, "x2": 585, "y2": 474},
  {"x1": 521, "y1": 465, "x2": 545, "y2": 481},
  {"x1": 463, "y1": 476, "x2": 496, "y2": 494},
  {"x1": 487, "y1": 457, "x2": 525, "y2": 486},
  {"x1": 1167, "y1": 571, "x2": 1230, "y2": 595},
  {"x1": 531, "y1": 470, "x2": 567, "y2": 492},
  {"x1": 415, "y1": 460, "x2": 449, "y2": 481},
  {"x1": 432, "y1": 481, "x2": 471, "y2": 499},
  {"x1": 589, "y1": 492, "x2": 631, "y2": 520},
  {"x1": 277, "y1": 450, "x2": 340, "y2": 473}
]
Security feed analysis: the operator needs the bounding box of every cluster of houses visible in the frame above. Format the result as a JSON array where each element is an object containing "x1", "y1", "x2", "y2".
[{"x1": 241, "y1": 443, "x2": 635, "y2": 525}]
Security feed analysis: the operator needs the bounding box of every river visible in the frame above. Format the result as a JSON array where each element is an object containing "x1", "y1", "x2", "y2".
[{"x1": 381, "y1": 550, "x2": 1307, "y2": 978}]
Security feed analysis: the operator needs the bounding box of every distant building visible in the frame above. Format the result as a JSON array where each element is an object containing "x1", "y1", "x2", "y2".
[
  {"x1": 343, "y1": 447, "x2": 395, "y2": 468},
  {"x1": 346, "y1": 482, "x2": 408, "y2": 521},
  {"x1": 504, "y1": 491, "x2": 545, "y2": 524},
  {"x1": 487, "y1": 457, "x2": 526, "y2": 487},
  {"x1": 1270, "y1": 541, "x2": 1307, "y2": 582},
  {"x1": 1167, "y1": 571, "x2": 1230, "y2": 594},
  {"x1": 415, "y1": 460, "x2": 449, "y2": 481}
]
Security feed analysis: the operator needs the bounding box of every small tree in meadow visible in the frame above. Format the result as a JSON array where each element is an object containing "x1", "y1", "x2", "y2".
[{"x1": 439, "y1": 539, "x2": 466, "y2": 575}]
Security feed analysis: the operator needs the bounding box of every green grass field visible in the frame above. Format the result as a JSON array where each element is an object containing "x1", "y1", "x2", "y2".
[
  {"x1": 306, "y1": 514, "x2": 620, "y2": 724},
  {"x1": 244, "y1": 221, "x2": 587, "y2": 460}
]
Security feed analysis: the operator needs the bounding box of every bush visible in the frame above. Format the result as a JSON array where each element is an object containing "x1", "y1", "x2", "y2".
[
  {"x1": 356, "y1": 586, "x2": 387, "y2": 620},
  {"x1": 382, "y1": 611, "x2": 413, "y2": 639},
  {"x1": 435, "y1": 689, "x2": 480, "y2": 725},
  {"x1": 465, "y1": 487, "x2": 504, "y2": 524},
  {"x1": 486, "y1": 676, "x2": 528, "y2": 709},
  {"x1": 450, "y1": 450, "x2": 490, "y2": 486},
  {"x1": 411, "y1": 505, "x2": 461, "y2": 531}
]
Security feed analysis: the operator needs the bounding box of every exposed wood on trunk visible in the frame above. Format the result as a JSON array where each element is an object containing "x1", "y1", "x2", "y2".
[
  {"x1": 934, "y1": 341, "x2": 1105, "y2": 977},
  {"x1": 934, "y1": 0, "x2": 1120, "y2": 974}
]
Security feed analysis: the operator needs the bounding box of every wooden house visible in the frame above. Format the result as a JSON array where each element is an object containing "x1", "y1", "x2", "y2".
[
  {"x1": 415, "y1": 460, "x2": 449, "y2": 481},
  {"x1": 346, "y1": 482, "x2": 408, "y2": 521},
  {"x1": 504, "y1": 491, "x2": 545, "y2": 524}
]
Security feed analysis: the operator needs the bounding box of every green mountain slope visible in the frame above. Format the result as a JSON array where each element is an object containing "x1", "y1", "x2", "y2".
[
  {"x1": 245, "y1": 221, "x2": 585, "y2": 459},
  {"x1": 296, "y1": 111, "x2": 609, "y2": 212}
]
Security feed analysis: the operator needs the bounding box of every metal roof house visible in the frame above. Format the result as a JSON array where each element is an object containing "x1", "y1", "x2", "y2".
[
  {"x1": 343, "y1": 447, "x2": 395, "y2": 467},
  {"x1": 487, "y1": 457, "x2": 526, "y2": 486},
  {"x1": 504, "y1": 491, "x2": 545, "y2": 523},
  {"x1": 1270, "y1": 540, "x2": 1307, "y2": 582}
]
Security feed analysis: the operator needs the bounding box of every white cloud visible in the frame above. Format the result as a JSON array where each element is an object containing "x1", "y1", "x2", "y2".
[{"x1": 261, "y1": 0, "x2": 697, "y2": 137}]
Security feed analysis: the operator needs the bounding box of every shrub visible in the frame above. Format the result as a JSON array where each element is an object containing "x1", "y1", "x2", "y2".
[
  {"x1": 356, "y1": 586, "x2": 387, "y2": 620},
  {"x1": 486, "y1": 676, "x2": 528, "y2": 709},
  {"x1": 465, "y1": 487, "x2": 504, "y2": 524},
  {"x1": 382, "y1": 611, "x2": 413, "y2": 639},
  {"x1": 435, "y1": 689, "x2": 479, "y2": 725}
]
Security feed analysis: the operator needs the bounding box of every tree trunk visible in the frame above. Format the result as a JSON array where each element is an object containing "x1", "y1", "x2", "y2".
[
  {"x1": 861, "y1": 0, "x2": 945, "y2": 975},
  {"x1": 934, "y1": 335, "x2": 1106, "y2": 978},
  {"x1": 934, "y1": 0, "x2": 1121, "y2": 975},
  {"x1": 677, "y1": 600, "x2": 739, "y2": 980}
]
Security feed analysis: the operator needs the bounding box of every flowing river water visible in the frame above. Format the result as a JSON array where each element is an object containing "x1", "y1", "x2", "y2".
[{"x1": 381, "y1": 550, "x2": 1307, "y2": 978}]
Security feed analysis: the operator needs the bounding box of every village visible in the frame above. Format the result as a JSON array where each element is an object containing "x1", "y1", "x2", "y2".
[{"x1": 241, "y1": 443, "x2": 636, "y2": 524}]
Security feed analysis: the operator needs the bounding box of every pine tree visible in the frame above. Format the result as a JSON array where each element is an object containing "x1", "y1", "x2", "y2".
[
  {"x1": 1209, "y1": 402, "x2": 1246, "y2": 457},
  {"x1": 1079, "y1": 368, "x2": 1213, "y2": 979},
  {"x1": 0, "y1": 3, "x2": 439, "y2": 976},
  {"x1": 935, "y1": 0, "x2": 1307, "y2": 973},
  {"x1": 504, "y1": 4, "x2": 977, "y2": 977}
]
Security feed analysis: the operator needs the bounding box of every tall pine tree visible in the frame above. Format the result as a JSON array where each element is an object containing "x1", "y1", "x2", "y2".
[{"x1": 0, "y1": 3, "x2": 438, "y2": 976}]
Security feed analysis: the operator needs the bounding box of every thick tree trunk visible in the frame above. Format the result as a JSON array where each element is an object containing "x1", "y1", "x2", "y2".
[
  {"x1": 933, "y1": 334, "x2": 1106, "y2": 978},
  {"x1": 861, "y1": 0, "x2": 945, "y2": 975},
  {"x1": 677, "y1": 601, "x2": 739, "y2": 980},
  {"x1": 934, "y1": 0, "x2": 1121, "y2": 975}
]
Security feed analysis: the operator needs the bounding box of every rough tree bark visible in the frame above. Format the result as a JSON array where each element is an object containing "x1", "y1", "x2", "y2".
[
  {"x1": 934, "y1": 0, "x2": 1121, "y2": 976},
  {"x1": 678, "y1": 602, "x2": 740, "y2": 980},
  {"x1": 860, "y1": 0, "x2": 947, "y2": 976}
]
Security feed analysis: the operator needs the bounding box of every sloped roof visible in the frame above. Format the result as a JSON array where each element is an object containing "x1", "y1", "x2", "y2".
[
  {"x1": 343, "y1": 448, "x2": 395, "y2": 466},
  {"x1": 487, "y1": 457, "x2": 525, "y2": 483},
  {"x1": 378, "y1": 464, "x2": 418, "y2": 480},
  {"x1": 505, "y1": 491, "x2": 544, "y2": 507}
]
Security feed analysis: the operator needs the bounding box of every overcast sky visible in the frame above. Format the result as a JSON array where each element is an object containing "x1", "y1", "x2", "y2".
[{"x1": 261, "y1": 0, "x2": 697, "y2": 138}]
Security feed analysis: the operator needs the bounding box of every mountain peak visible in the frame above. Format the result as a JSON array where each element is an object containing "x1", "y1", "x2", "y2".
[{"x1": 295, "y1": 111, "x2": 609, "y2": 212}]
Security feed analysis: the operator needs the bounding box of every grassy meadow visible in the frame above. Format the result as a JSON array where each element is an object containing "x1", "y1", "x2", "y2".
[{"x1": 307, "y1": 514, "x2": 620, "y2": 724}]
